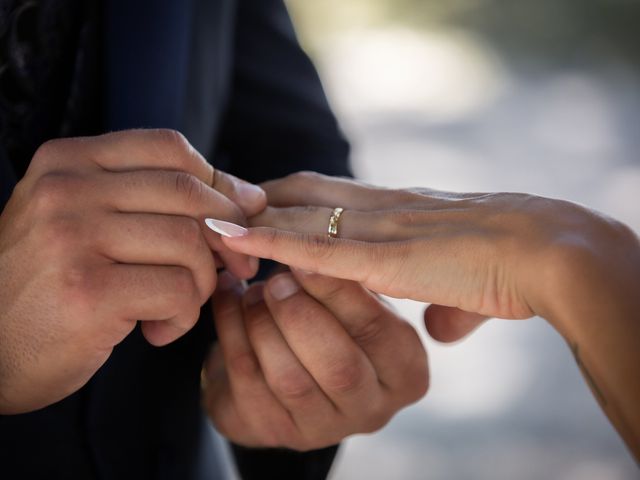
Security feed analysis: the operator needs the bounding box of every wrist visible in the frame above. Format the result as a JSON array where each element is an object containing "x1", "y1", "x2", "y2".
[{"x1": 535, "y1": 214, "x2": 640, "y2": 338}]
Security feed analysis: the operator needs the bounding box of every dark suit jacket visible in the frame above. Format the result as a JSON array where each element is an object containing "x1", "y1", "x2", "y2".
[{"x1": 0, "y1": 0, "x2": 351, "y2": 478}]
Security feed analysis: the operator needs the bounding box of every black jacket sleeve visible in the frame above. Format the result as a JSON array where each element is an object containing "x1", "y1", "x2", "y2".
[
  {"x1": 231, "y1": 444, "x2": 340, "y2": 480},
  {"x1": 216, "y1": 1, "x2": 350, "y2": 479},
  {"x1": 218, "y1": 0, "x2": 352, "y2": 184}
]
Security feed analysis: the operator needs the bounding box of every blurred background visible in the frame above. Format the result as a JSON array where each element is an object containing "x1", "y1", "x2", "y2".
[{"x1": 282, "y1": 1, "x2": 640, "y2": 479}]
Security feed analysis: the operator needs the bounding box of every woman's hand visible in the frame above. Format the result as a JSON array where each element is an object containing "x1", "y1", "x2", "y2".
[
  {"x1": 205, "y1": 172, "x2": 640, "y2": 459},
  {"x1": 209, "y1": 172, "x2": 634, "y2": 333}
]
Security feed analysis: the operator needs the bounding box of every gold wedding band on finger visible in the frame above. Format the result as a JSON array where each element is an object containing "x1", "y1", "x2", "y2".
[
  {"x1": 208, "y1": 166, "x2": 218, "y2": 189},
  {"x1": 327, "y1": 207, "x2": 345, "y2": 238}
]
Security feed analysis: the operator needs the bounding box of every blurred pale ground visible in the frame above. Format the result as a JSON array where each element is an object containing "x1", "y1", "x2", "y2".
[{"x1": 280, "y1": 1, "x2": 639, "y2": 479}]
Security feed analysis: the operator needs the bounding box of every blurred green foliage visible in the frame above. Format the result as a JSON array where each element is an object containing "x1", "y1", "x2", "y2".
[{"x1": 287, "y1": 0, "x2": 640, "y2": 68}]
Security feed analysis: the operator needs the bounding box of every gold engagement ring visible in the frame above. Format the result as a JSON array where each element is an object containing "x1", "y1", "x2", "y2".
[{"x1": 327, "y1": 207, "x2": 344, "y2": 238}]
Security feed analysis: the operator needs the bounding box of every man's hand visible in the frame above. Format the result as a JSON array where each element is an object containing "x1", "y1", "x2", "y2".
[
  {"x1": 0, "y1": 129, "x2": 266, "y2": 414},
  {"x1": 203, "y1": 270, "x2": 428, "y2": 451}
]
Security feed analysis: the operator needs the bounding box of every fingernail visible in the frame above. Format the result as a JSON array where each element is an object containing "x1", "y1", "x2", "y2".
[
  {"x1": 205, "y1": 218, "x2": 248, "y2": 238},
  {"x1": 235, "y1": 182, "x2": 266, "y2": 207},
  {"x1": 244, "y1": 284, "x2": 265, "y2": 306},
  {"x1": 217, "y1": 271, "x2": 239, "y2": 291},
  {"x1": 268, "y1": 273, "x2": 300, "y2": 301}
]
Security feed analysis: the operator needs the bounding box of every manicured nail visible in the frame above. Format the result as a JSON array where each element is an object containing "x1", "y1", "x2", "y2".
[
  {"x1": 244, "y1": 284, "x2": 265, "y2": 306},
  {"x1": 268, "y1": 273, "x2": 300, "y2": 301},
  {"x1": 205, "y1": 218, "x2": 248, "y2": 238},
  {"x1": 217, "y1": 271, "x2": 239, "y2": 291},
  {"x1": 235, "y1": 181, "x2": 266, "y2": 208}
]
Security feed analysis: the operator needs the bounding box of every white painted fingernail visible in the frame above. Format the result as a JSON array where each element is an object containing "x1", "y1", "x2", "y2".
[{"x1": 205, "y1": 218, "x2": 248, "y2": 238}]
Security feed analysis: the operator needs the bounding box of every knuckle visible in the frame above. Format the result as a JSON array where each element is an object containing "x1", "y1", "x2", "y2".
[
  {"x1": 324, "y1": 357, "x2": 365, "y2": 395},
  {"x1": 58, "y1": 264, "x2": 101, "y2": 318},
  {"x1": 287, "y1": 170, "x2": 322, "y2": 186},
  {"x1": 284, "y1": 205, "x2": 322, "y2": 230},
  {"x1": 271, "y1": 369, "x2": 316, "y2": 402},
  {"x1": 319, "y1": 283, "x2": 343, "y2": 304},
  {"x1": 262, "y1": 226, "x2": 280, "y2": 248},
  {"x1": 31, "y1": 138, "x2": 65, "y2": 166},
  {"x1": 228, "y1": 350, "x2": 261, "y2": 379},
  {"x1": 173, "y1": 171, "x2": 204, "y2": 203},
  {"x1": 150, "y1": 129, "x2": 199, "y2": 171},
  {"x1": 308, "y1": 277, "x2": 344, "y2": 304},
  {"x1": 175, "y1": 216, "x2": 203, "y2": 246},
  {"x1": 300, "y1": 233, "x2": 335, "y2": 262},
  {"x1": 153, "y1": 128, "x2": 191, "y2": 154},
  {"x1": 292, "y1": 204, "x2": 320, "y2": 216},
  {"x1": 350, "y1": 315, "x2": 385, "y2": 348},
  {"x1": 30, "y1": 173, "x2": 79, "y2": 214},
  {"x1": 391, "y1": 209, "x2": 426, "y2": 228}
]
